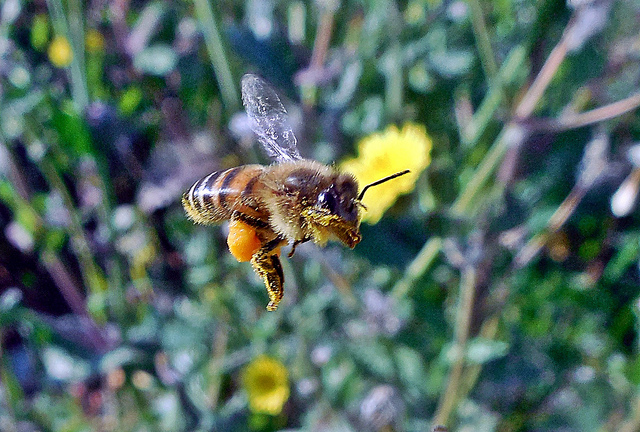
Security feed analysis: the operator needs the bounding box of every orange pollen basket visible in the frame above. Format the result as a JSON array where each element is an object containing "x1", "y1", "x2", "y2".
[{"x1": 227, "y1": 219, "x2": 281, "y2": 262}]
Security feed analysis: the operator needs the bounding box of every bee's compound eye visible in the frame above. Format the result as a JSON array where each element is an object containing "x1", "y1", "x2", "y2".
[{"x1": 317, "y1": 190, "x2": 337, "y2": 212}]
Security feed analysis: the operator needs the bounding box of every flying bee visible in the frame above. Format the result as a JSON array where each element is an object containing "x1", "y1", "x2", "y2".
[{"x1": 183, "y1": 74, "x2": 409, "y2": 311}]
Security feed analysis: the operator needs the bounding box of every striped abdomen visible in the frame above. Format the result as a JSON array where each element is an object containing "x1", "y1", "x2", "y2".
[{"x1": 182, "y1": 165, "x2": 268, "y2": 225}]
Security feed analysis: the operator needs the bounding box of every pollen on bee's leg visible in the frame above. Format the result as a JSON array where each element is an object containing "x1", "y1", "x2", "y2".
[
  {"x1": 227, "y1": 219, "x2": 262, "y2": 262},
  {"x1": 266, "y1": 255, "x2": 284, "y2": 310},
  {"x1": 266, "y1": 300, "x2": 278, "y2": 311},
  {"x1": 251, "y1": 253, "x2": 284, "y2": 311}
]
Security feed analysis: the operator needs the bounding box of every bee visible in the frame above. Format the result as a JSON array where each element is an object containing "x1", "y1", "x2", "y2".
[{"x1": 183, "y1": 74, "x2": 408, "y2": 311}]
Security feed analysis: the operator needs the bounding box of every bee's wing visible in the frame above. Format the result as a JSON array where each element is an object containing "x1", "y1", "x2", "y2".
[{"x1": 241, "y1": 74, "x2": 302, "y2": 162}]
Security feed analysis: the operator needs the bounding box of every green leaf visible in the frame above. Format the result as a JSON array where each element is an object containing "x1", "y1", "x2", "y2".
[
  {"x1": 99, "y1": 347, "x2": 145, "y2": 373},
  {"x1": 429, "y1": 50, "x2": 474, "y2": 77},
  {"x1": 30, "y1": 14, "x2": 50, "y2": 50},
  {"x1": 466, "y1": 338, "x2": 509, "y2": 364},
  {"x1": 322, "y1": 358, "x2": 358, "y2": 403},
  {"x1": 394, "y1": 345, "x2": 427, "y2": 389},
  {"x1": 604, "y1": 235, "x2": 640, "y2": 282},
  {"x1": 134, "y1": 45, "x2": 178, "y2": 76},
  {"x1": 351, "y1": 341, "x2": 395, "y2": 379},
  {"x1": 51, "y1": 100, "x2": 94, "y2": 156},
  {"x1": 119, "y1": 86, "x2": 144, "y2": 115}
]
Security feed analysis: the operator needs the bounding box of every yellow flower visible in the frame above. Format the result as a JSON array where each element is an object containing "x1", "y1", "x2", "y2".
[
  {"x1": 340, "y1": 122, "x2": 432, "y2": 224},
  {"x1": 85, "y1": 29, "x2": 105, "y2": 53},
  {"x1": 241, "y1": 355, "x2": 290, "y2": 415},
  {"x1": 48, "y1": 36, "x2": 73, "y2": 68}
]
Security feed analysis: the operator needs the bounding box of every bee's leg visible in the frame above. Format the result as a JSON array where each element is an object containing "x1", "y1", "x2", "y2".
[
  {"x1": 233, "y1": 212, "x2": 270, "y2": 229},
  {"x1": 288, "y1": 237, "x2": 311, "y2": 258},
  {"x1": 250, "y1": 236, "x2": 286, "y2": 311}
]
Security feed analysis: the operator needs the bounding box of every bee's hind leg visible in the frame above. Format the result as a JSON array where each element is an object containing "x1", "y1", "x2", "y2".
[{"x1": 250, "y1": 236, "x2": 286, "y2": 311}]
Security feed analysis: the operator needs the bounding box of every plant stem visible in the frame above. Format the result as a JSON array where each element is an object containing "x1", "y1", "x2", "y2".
[
  {"x1": 514, "y1": 179, "x2": 590, "y2": 268},
  {"x1": 467, "y1": 0, "x2": 498, "y2": 80},
  {"x1": 431, "y1": 13, "x2": 584, "y2": 425},
  {"x1": 208, "y1": 321, "x2": 229, "y2": 409},
  {"x1": 39, "y1": 156, "x2": 107, "y2": 299},
  {"x1": 514, "y1": 26, "x2": 571, "y2": 119},
  {"x1": 527, "y1": 92, "x2": 640, "y2": 132},
  {"x1": 390, "y1": 48, "x2": 527, "y2": 298},
  {"x1": 391, "y1": 237, "x2": 442, "y2": 300},
  {"x1": 309, "y1": 9, "x2": 334, "y2": 70},
  {"x1": 432, "y1": 265, "x2": 477, "y2": 425},
  {"x1": 46, "y1": 0, "x2": 89, "y2": 111},
  {"x1": 461, "y1": 46, "x2": 527, "y2": 148},
  {"x1": 453, "y1": 15, "x2": 574, "y2": 215},
  {"x1": 193, "y1": 0, "x2": 240, "y2": 112},
  {"x1": 452, "y1": 123, "x2": 526, "y2": 215}
]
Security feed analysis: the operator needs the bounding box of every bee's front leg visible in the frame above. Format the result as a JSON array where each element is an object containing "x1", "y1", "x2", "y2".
[
  {"x1": 288, "y1": 237, "x2": 310, "y2": 258},
  {"x1": 250, "y1": 236, "x2": 286, "y2": 311}
]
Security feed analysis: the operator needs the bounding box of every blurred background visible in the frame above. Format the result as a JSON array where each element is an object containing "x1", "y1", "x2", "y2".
[{"x1": 1, "y1": 0, "x2": 640, "y2": 431}]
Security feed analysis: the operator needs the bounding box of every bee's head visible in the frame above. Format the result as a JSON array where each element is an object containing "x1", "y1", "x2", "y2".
[
  {"x1": 315, "y1": 169, "x2": 412, "y2": 219},
  {"x1": 316, "y1": 173, "x2": 361, "y2": 223},
  {"x1": 304, "y1": 173, "x2": 362, "y2": 248},
  {"x1": 304, "y1": 169, "x2": 410, "y2": 249}
]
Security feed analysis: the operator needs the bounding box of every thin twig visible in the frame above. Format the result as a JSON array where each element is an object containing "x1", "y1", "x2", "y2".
[
  {"x1": 516, "y1": 124, "x2": 608, "y2": 268},
  {"x1": 514, "y1": 183, "x2": 588, "y2": 268},
  {"x1": 452, "y1": 12, "x2": 575, "y2": 215},
  {"x1": 525, "y1": 92, "x2": 640, "y2": 133},
  {"x1": 317, "y1": 251, "x2": 357, "y2": 308},
  {"x1": 309, "y1": 10, "x2": 334, "y2": 70},
  {"x1": 514, "y1": 23, "x2": 572, "y2": 119},
  {"x1": 432, "y1": 265, "x2": 477, "y2": 425},
  {"x1": 40, "y1": 251, "x2": 92, "y2": 319},
  {"x1": 459, "y1": 316, "x2": 499, "y2": 399},
  {"x1": 452, "y1": 123, "x2": 527, "y2": 215}
]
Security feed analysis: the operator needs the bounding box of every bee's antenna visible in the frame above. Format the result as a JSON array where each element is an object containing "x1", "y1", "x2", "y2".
[{"x1": 357, "y1": 170, "x2": 411, "y2": 201}]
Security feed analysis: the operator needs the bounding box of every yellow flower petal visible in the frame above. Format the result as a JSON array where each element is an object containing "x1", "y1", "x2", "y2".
[
  {"x1": 340, "y1": 122, "x2": 432, "y2": 223},
  {"x1": 241, "y1": 355, "x2": 290, "y2": 415},
  {"x1": 48, "y1": 36, "x2": 73, "y2": 68}
]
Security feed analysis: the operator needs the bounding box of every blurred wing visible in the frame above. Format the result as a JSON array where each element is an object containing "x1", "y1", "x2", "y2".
[{"x1": 241, "y1": 74, "x2": 301, "y2": 162}]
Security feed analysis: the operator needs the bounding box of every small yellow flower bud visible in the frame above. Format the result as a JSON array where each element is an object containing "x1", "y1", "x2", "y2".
[
  {"x1": 48, "y1": 36, "x2": 73, "y2": 68},
  {"x1": 85, "y1": 29, "x2": 105, "y2": 53}
]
